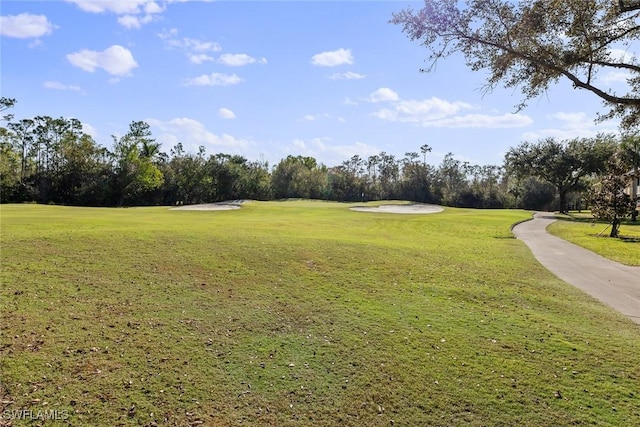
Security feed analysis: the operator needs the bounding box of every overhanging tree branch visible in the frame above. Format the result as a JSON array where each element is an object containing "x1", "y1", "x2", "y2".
[
  {"x1": 619, "y1": 0, "x2": 640, "y2": 13},
  {"x1": 462, "y1": 32, "x2": 640, "y2": 106},
  {"x1": 391, "y1": 0, "x2": 640, "y2": 128}
]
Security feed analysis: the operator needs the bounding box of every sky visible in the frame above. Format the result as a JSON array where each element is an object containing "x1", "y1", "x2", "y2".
[{"x1": 0, "y1": 0, "x2": 631, "y2": 168}]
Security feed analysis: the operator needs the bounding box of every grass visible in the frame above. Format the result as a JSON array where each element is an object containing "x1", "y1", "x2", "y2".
[
  {"x1": 548, "y1": 212, "x2": 640, "y2": 266},
  {"x1": 1, "y1": 201, "x2": 639, "y2": 426}
]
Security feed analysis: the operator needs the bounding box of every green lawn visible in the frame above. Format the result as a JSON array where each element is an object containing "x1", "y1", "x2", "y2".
[
  {"x1": 1, "y1": 202, "x2": 639, "y2": 426},
  {"x1": 548, "y1": 213, "x2": 640, "y2": 266}
]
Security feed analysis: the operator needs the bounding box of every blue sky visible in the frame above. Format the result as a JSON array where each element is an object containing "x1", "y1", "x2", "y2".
[{"x1": 0, "y1": 0, "x2": 628, "y2": 167}]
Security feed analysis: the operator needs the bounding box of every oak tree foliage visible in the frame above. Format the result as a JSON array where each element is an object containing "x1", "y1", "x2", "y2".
[
  {"x1": 505, "y1": 135, "x2": 617, "y2": 212},
  {"x1": 391, "y1": 0, "x2": 640, "y2": 128}
]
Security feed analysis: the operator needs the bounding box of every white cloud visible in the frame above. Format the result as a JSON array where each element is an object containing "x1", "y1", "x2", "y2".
[
  {"x1": 148, "y1": 117, "x2": 249, "y2": 150},
  {"x1": 28, "y1": 39, "x2": 43, "y2": 49},
  {"x1": 158, "y1": 29, "x2": 221, "y2": 52},
  {"x1": 521, "y1": 111, "x2": 617, "y2": 141},
  {"x1": 0, "y1": 13, "x2": 56, "y2": 39},
  {"x1": 67, "y1": 45, "x2": 138, "y2": 76},
  {"x1": 117, "y1": 14, "x2": 151, "y2": 29},
  {"x1": 145, "y1": 1, "x2": 165, "y2": 14},
  {"x1": 372, "y1": 97, "x2": 467, "y2": 122},
  {"x1": 288, "y1": 138, "x2": 379, "y2": 165},
  {"x1": 344, "y1": 97, "x2": 358, "y2": 106},
  {"x1": 597, "y1": 49, "x2": 636, "y2": 85},
  {"x1": 218, "y1": 53, "x2": 267, "y2": 67},
  {"x1": 608, "y1": 48, "x2": 635, "y2": 63},
  {"x1": 181, "y1": 38, "x2": 221, "y2": 52},
  {"x1": 553, "y1": 112, "x2": 591, "y2": 125},
  {"x1": 367, "y1": 88, "x2": 400, "y2": 103},
  {"x1": 82, "y1": 122, "x2": 99, "y2": 139},
  {"x1": 66, "y1": 0, "x2": 165, "y2": 28},
  {"x1": 599, "y1": 70, "x2": 632, "y2": 85},
  {"x1": 371, "y1": 93, "x2": 531, "y2": 128},
  {"x1": 66, "y1": 0, "x2": 150, "y2": 14},
  {"x1": 117, "y1": 15, "x2": 140, "y2": 29},
  {"x1": 182, "y1": 72, "x2": 243, "y2": 87},
  {"x1": 158, "y1": 29, "x2": 222, "y2": 63},
  {"x1": 158, "y1": 27, "x2": 178, "y2": 39},
  {"x1": 423, "y1": 113, "x2": 533, "y2": 128},
  {"x1": 189, "y1": 54, "x2": 214, "y2": 64},
  {"x1": 329, "y1": 71, "x2": 365, "y2": 80},
  {"x1": 218, "y1": 108, "x2": 236, "y2": 119},
  {"x1": 311, "y1": 48, "x2": 353, "y2": 67},
  {"x1": 43, "y1": 81, "x2": 83, "y2": 92},
  {"x1": 300, "y1": 113, "x2": 343, "y2": 122}
]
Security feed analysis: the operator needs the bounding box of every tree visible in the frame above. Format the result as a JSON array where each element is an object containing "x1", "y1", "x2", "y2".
[
  {"x1": 620, "y1": 134, "x2": 640, "y2": 219},
  {"x1": 365, "y1": 154, "x2": 381, "y2": 199},
  {"x1": 505, "y1": 136, "x2": 617, "y2": 212},
  {"x1": 378, "y1": 152, "x2": 399, "y2": 198},
  {"x1": 111, "y1": 121, "x2": 164, "y2": 205},
  {"x1": 619, "y1": 0, "x2": 640, "y2": 13},
  {"x1": 399, "y1": 150, "x2": 437, "y2": 203},
  {"x1": 516, "y1": 177, "x2": 557, "y2": 210},
  {"x1": 391, "y1": 1, "x2": 640, "y2": 128},
  {"x1": 164, "y1": 144, "x2": 210, "y2": 205},
  {"x1": 0, "y1": 129, "x2": 21, "y2": 201},
  {"x1": 7, "y1": 119, "x2": 35, "y2": 187},
  {"x1": 586, "y1": 153, "x2": 636, "y2": 237},
  {"x1": 463, "y1": 164, "x2": 505, "y2": 208},
  {"x1": 271, "y1": 155, "x2": 328, "y2": 199},
  {"x1": 244, "y1": 158, "x2": 272, "y2": 200},
  {"x1": 32, "y1": 116, "x2": 74, "y2": 201},
  {"x1": 1, "y1": 97, "x2": 16, "y2": 122},
  {"x1": 55, "y1": 132, "x2": 112, "y2": 205},
  {"x1": 420, "y1": 144, "x2": 432, "y2": 166},
  {"x1": 435, "y1": 153, "x2": 468, "y2": 206},
  {"x1": 207, "y1": 153, "x2": 254, "y2": 201}
]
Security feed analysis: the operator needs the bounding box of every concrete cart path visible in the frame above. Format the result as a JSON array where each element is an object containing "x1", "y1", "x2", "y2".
[{"x1": 512, "y1": 212, "x2": 640, "y2": 324}]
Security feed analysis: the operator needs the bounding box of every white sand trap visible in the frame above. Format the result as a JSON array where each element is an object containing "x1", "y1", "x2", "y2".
[
  {"x1": 350, "y1": 203, "x2": 443, "y2": 214},
  {"x1": 170, "y1": 202, "x2": 243, "y2": 211}
]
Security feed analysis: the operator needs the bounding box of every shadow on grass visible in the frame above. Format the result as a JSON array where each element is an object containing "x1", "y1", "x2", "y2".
[
  {"x1": 554, "y1": 212, "x2": 596, "y2": 223},
  {"x1": 558, "y1": 212, "x2": 640, "y2": 227},
  {"x1": 554, "y1": 213, "x2": 639, "y2": 243}
]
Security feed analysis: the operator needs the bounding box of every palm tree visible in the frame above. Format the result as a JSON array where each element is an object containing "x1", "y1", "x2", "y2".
[
  {"x1": 420, "y1": 144, "x2": 432, "y2": 166},
  {"x1": 140, "y1": 140, "x2": 162, "y2": 161}
]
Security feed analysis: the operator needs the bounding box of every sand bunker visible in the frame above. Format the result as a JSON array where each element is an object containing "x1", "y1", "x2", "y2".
[
  {"x1": 170, "y1": 202, "x2": 243, "y2": 211},
  {"x1": 350, "y1": 204, "x2": 443, "y2": 214},
  {"x1": 170, "y1": 201, "x2": 442, "y2": 213}
]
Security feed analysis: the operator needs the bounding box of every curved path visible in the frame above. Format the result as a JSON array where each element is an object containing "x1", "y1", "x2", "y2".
[{"x1": 512, "y1": 212, "x2": 640, "y2": 324}]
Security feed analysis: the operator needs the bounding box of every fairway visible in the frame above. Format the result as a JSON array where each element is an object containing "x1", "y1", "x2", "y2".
[{"x1": 1, "y1": 202, "x2": 639, "y2": 426}]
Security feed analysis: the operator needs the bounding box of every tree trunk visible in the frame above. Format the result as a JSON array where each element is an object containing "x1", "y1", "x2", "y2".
[
  {"x1": 609, "y1": 219, "x2": 620, "y2": 238},
  {"x1": 633, "y1": 169, "x2": 638, "y2": 222},
  {"x1": 558, "y1": 190, "x2": 568, "y2": 213}
]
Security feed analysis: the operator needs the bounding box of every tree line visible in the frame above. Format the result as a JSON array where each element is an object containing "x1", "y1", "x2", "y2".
[{"x1": 1, "y1": 100, "x2": 638, "y2": 223}]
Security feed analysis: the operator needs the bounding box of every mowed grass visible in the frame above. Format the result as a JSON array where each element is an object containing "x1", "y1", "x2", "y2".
[
  {"x1": 548, "y1": 213, "x2": 640, "y2": 266},
  {"x1": 1, "y1": 201, "x2": 639, "y2": 426}
]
